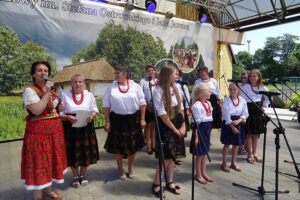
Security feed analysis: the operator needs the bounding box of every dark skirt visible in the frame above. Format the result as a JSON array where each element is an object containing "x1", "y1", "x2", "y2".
[
  {"x1": 155, "y1": 112, "x2": 186, "y2": 161},
  {"x1": 104, "y1": 111, "x2": 146, "y2": 159},
  {"x1": 245, "y1": 102, "x2": 263, "y2": 135},
  {"x1": 189, "y1": 122, "x2": 212, "y2": 156},
  {"x1": 208, "y1": 94, "x2": 222, "y2": 128},
  {"x1": 145, "y1": 108, "x2": 155, "y2": 124},
  {"x1": 220, "y1": 116, "x2": 245, "y2": 146},
  {"x1": 63, "y1": 117, "x2": 100, "y2": 168}
]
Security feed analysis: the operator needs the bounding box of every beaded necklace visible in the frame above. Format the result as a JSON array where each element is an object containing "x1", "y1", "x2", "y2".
[
  {"x1": 118, "y1": 79, "x2": 129, "y2": 93},
  {"x1": 72, "y1": 90, "x2": 84, "y2": 105}
]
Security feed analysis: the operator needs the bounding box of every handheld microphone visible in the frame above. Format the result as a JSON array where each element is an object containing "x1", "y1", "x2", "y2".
[
  {"x1": 42, "y1": 76, "x2": 56, "y2": 91},
  {"x1": 43, "y1": 76, "x2": 48, "y2": 83},
  {"x1": 255, "y1": 91, "x2": 281, "y2": 96},
  {"x1": 175, "y1": 80, "x2": 189, "y2": 85},
  {"x1": 227, "y1": 79, "x2": 242, "y2": 83}
]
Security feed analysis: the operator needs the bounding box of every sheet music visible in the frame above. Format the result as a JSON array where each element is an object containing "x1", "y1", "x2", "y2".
[{"x1": 72, "y1": 110, "x2": 93, "y2": 128}]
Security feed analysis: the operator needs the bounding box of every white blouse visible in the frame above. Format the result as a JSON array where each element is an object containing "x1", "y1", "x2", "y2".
[
  {"x1": 61, "y1": 90, "x2": 99, "y2": 114},
  {"x1": 140, "y1": 77, "x2": 157, "y2": 107},
  {"x1": 176, "y1": 82, "x2": 190, "y2": 108},
  {"x1": 194, "y1": 78, "x2": 222, "y2": 99},
  {"x1": 153, "y1": 85, "x2": 183, "y2": 116},
  {"x1": 23, "y1": 87, "x2": 59, "y2": 107},
  {"x1": 222, "y1": 96, "x2": 249, "y2": 125},
  {"x1": 191, "y1": 100, "x2": 213, "y2": 123},
  {"x1": 103, "y1": 80, "x2": 146, "y2": 115},
  {"x1": 243, "y1": 84, "x2": 270, "y2": 107},
  {"x1": 239, "y1": 83, "x2": 248, "y2": 101}
]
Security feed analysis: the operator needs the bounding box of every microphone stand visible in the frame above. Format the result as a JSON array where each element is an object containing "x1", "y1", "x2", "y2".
[
  {"x1": 149, "y1": 79, "x2": 169, "y2": 200},
  {"x1": 231, "y1": 81, "x2": 289, "y2": 199},
  {"x1": 266, "y1": 82, "x2": 300, "y2": 180},
  {"x1": 179, "y1": 83, "x2": 211, "y2": 200}
]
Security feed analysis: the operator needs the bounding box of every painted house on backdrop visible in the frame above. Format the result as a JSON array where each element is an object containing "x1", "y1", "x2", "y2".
[{"x1": 53, "y1": 58, "x2": 114, "y2": 97}]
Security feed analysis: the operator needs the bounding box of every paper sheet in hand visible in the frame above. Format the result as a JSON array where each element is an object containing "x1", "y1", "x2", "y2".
[{"x1": 72, "y1": 110, "x2": 93, "y2": 128}]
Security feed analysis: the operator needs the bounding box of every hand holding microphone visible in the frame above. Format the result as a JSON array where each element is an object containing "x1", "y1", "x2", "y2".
[{"x1": 42, "y1": 76, "x2": 55, "y2": 92}]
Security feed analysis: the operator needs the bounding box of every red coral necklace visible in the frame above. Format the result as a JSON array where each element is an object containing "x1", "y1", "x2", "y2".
[
  {"x1": 198, "y1": 99, "x2": 211, "y2": 116},
  {"x1": 118, "y1": 79, "x2": 129, "y2": 93},
  {"x1": 230, "y1": 96, "x2": 239, "y2": 106},
  {"x1": 72, "y1": 90, "x2": 84, "y2": 105}
]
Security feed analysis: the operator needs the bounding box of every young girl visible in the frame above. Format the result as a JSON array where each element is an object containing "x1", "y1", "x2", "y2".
[
  {"x1": 244, "y1": 69, "x2": 269, "y2": 164},
  {"x1": 190, "y1": 83, "x2": 213, "y2": 184},
  {"x1": 152, "y1": 65, "x2": 186, "y2": 198},
  {"x1": 221, "y1": 83, "x2": 249, "y2": 172}
]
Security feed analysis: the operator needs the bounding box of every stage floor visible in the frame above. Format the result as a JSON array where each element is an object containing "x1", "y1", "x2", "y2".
[{"x1": 1, "y1": 121, "x2": 299, "y2": 200}]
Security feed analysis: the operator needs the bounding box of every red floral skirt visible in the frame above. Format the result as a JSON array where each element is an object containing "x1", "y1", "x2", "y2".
[{"x1": 21, "y1": 118, "x2": 67, "y2": 190}]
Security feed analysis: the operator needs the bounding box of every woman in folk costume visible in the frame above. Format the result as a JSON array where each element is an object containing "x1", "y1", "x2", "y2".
[
  {"x1": 21, "y1": 61, "x2": 67, "y2": 200},
  {"x1": 60, "y1": 73, "x2": 100, "y2": 188},
  {"x1": 103, "y1": 64, "x2": 146, "y2": 180},
  {"x1": 220, "y1": 83, "x2": 249, "y2": 172}
]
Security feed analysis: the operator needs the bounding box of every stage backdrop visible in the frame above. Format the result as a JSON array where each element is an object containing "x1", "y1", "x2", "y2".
[{"x1": 0, "y1": 0, "x2": 214, "y2": 141}]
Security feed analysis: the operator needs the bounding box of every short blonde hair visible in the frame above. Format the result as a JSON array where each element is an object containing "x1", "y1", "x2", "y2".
[{"x1": 192, "y1": 83, "x2": 210, "y2": 104}]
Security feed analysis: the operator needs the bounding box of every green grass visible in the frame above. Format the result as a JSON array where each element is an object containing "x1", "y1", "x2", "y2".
[
  {"x1": 0, "y1": 96, "x2": 105, "y2": 142},
  {"x1": 0, "y1": 96, "x2": 23, "y2": 103}
]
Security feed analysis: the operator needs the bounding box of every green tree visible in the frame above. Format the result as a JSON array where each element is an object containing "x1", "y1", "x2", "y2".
[
  {"x1": 232, "y1": 51, "x2": 252, "y2": 79},
  {"x1": 72, "y1": 21, "x2": 168, "y2": 81},
  {"x1": 13, "y1": 41, "x2": 57, "y2": 86},
  {"x1": 0, "y1": 26, "x2": 22, "y2": 95},
  {"x1": 180, "y1": 39, "x2": 186, "y2": 48}
]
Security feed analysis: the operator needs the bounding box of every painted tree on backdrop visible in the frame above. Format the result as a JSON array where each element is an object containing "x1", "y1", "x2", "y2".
[
  {"x1": 0, "y1": 26, "x2": 57, "y2": 95},
  {"x1": 72, "y1": 21, "x2": 169, "y2": 81}
]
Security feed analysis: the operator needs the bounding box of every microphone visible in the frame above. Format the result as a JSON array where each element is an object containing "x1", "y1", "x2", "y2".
[
  {"x1": 42, "y1": 76, "x2": 56, "y2": 91},
  {"x1": 227, "y1": 79, "x2": 242, "y2": 83},
  {"x1": 264, "y1": 79, "x2": 291, "y2": 85},
  {"x1": 175, "y1": 80, "x2": 189, "y2": 85},
  {"x1": 43, "y1": 76, "x2": 48, "y2": 83},
  {"x1": 255, "y1": 91, "x2": 281, "y2": 96},
  {"x1": 145, "y1": 75, "x2": 153, "y2": 81}
]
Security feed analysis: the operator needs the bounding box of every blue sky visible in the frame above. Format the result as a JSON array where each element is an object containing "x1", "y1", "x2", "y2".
[{"x1": 232, "y1": 21, "x2": 300, "y2": 55}]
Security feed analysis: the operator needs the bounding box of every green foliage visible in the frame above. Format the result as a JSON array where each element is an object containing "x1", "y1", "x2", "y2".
[
  {"x1": 232, "y1": 51, "x2": 253, "y2": 79},
  {"x1": 273, "y1": 95, "x2": 286, "y2": 108},
  {"x1": 0, "y1": 96, "x2": 106, "y2": 142},
  {"x1": 72, "y1": 21, "x2": 168, "y2": 81},
  {"x1": 0, "y1": 102, "x2": 27, "y2": 141},
  {"x1": 94, "y1": 98, "x2": 105, "y2": 128},
  {"x1": 0, "y1": 96, "x2": 23, "y2": 103},
  {"x1": 253, "y1": 34, "x2": 299, "y2": 78},
  {"x1": 287, "y1": 93, "x2": 300, "y2": 109},
  {"x1": 0, "y1": 26, "x2": 22, "y2": 95},
  {"x1": 0, "y1": 26, "x2": 57, "y2": 94}
]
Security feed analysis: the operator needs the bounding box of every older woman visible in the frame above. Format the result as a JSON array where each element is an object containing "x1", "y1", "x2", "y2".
[
  {"x1": 60, "y1": 73, "x2": 100, "y2": 188},
  {"x1": 140, "y1": 64, "x2": 157, "y2": 154},
  {"x1": 152, "y1": 65, "x2": 186, "y2": 198},
  {"x1": 21, "y1": 61, "x2": 67, "y2": 200},
  {"x1": 103, "y1": 64, "x2": 146, "y2": 180},
  {"x1": 194, "y1": 66, "x2": 223, "y2": 128}
]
